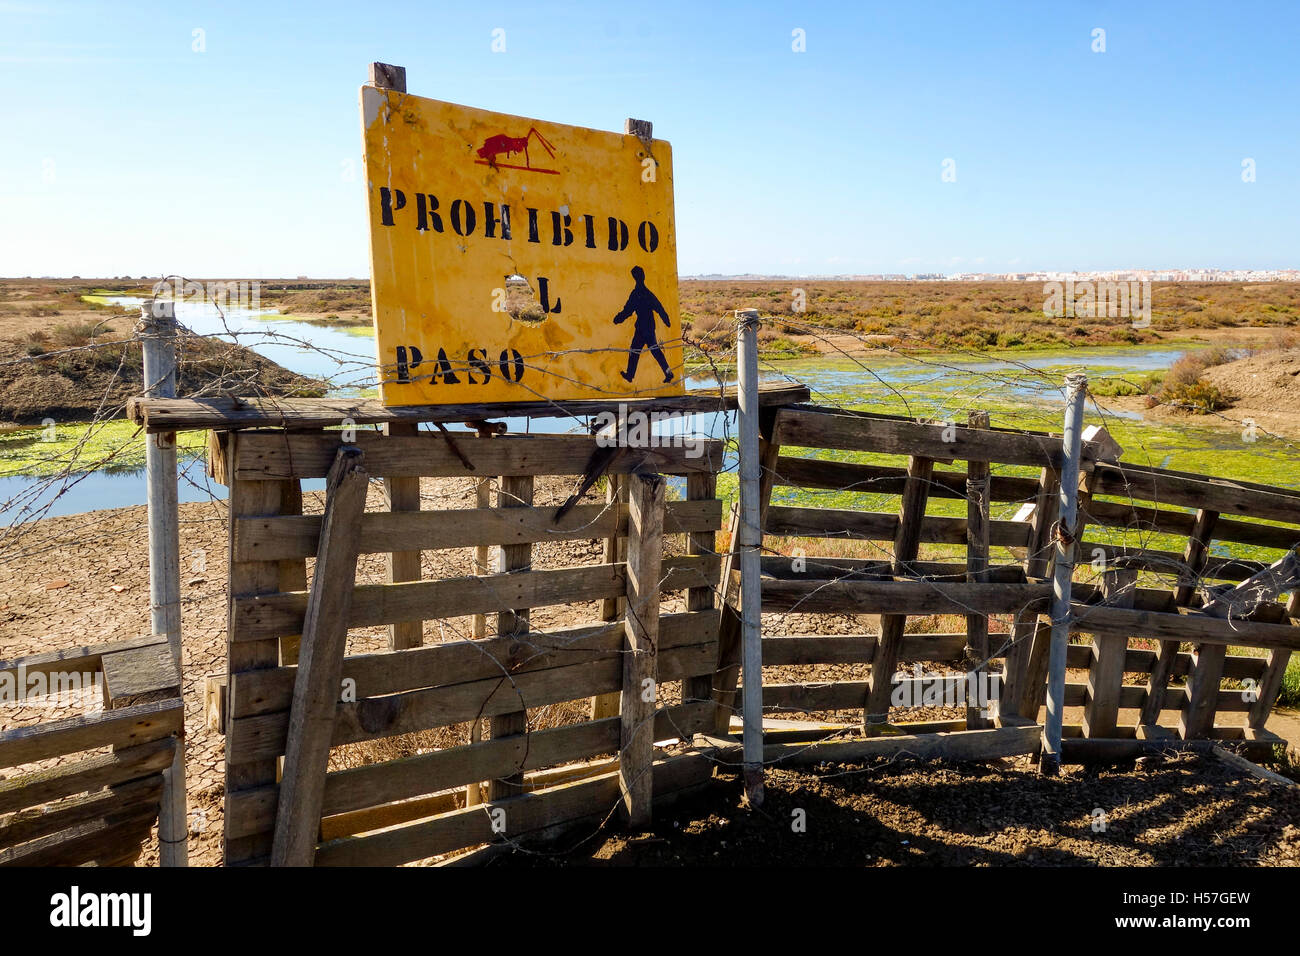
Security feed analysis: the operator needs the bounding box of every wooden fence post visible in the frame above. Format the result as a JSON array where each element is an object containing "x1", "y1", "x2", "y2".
[
  {"x1": 488, "y1": 474, "x2": 533, "y2": 801},
  {"x1": 1041, "y1": 373, "x2": 1087, "y2": 775},
  {"x1": 592, "y1": 474, "x2": 628, "y2": 721},
  {"x1": 384, "y1": 422, "x2": 423, "y2": 650},
  {"x1": 620, "y1": 472, "x2": 664, "y2": 828},
  {"x1": 1142, "y1": 508, "x2": 1218, "y2": 726},
  {"x1": 140, "y1": 299, "x2": 187, "y2": 867},
  {"x1": 866, "y1": 454, "x2": 934, "y2": 732},
  {"x1": 272, "y1": 447, "x2": 367, "y2": 866},
  {"x1": 965, "y1": 410, "x2": 992, "y2": 729},
  {"x1": 735, "y1": 309, "x2": 765, "y2": 805},
  {"x1": 1082, "y1": 566, "x2": 1136, "y2": 738}
]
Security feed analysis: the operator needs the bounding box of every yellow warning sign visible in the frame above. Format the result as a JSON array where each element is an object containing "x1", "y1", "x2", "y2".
[{"x1": 360, "y1": 86, "x2": 685, "y2": 406}]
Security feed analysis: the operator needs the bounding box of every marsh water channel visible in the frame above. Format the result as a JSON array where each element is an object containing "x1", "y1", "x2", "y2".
[{"x1": 0, "y1": 295, "x2": 1286, "y2": 524}]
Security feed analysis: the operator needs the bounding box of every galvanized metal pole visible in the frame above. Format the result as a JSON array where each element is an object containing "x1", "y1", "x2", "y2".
[
  {"x1": 735, "y1": 309, "x2": 764, "y2": 806},
  {"x1": 1041, "y1": 372, "x2": 1088, "y2": 776},
  {"x1": 141, "y1": 299, "x2": 188, "y2": 865}
]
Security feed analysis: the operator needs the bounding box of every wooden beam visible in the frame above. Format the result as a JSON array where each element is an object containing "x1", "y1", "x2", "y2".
[
  {"x1": 620, "y1": 473, "x2": 664, "y2": 827},
  {"x1": 383, "y1": 422, "x2": 423, "y2": 650},
  {"x1": 129, "y1": 382, "x2": 810, "y2": 433},
  {"x1": 489, "y1": 474, "x2": 533, "y2": 801},
  {"x1": 866, "y1": 455, "x2": 934, "y2": 731},
  {"x1": 1082, "y1": 568, "x2": 1136, "y2": 739},
  {"x1": 272, "y1": 446, "x2": 368, "y2": 866}
]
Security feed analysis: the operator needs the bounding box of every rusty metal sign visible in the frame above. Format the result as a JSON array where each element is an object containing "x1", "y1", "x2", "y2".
[{"x1": 360, "y1": 86, "x2": 684, "y2": 406}]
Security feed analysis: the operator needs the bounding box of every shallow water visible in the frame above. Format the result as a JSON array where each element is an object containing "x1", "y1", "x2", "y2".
[{"x1": 0, "y1": 300, "x2": 1285, "y2": 522}]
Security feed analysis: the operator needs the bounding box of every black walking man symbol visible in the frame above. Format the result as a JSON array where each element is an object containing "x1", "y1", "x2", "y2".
[{"x1": 613, "y1": 265, "x2": 674, "y2": 384}]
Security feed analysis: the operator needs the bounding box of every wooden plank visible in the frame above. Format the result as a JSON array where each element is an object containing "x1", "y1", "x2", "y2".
[
  {"x1": 705, "y1": 723, "x2": 1042, "y2": 767},
  {"x1": 227, "y1": 610, "x2": 719, "y2": 719},
  {"x1": 224, "y1": 432, "x2": 287, "y2": 865},
  {"x1": 224, "y1": 641, "x2": 718, "y2": 764},
  {"x1": 229, "y1": 555, "x2": 717, "y2": 643},
  {"x1": 763, "y1": 580, "x2": 1053, "y2": 617},
  {"x1": 0, "y1": 737, "x2": 174, "y2": 816},
  {"x1": 276, "y1": 479, "x2": 308, "y2": 665},
  {"x1": 100, "y1": 640, "x2": 180, "y2": 707},
  {"x1": 592, "y1": 475, "x2": 628, "y2": 722},
  {"x1": 774, "y1": 406, "x2": 1114, "y2": 468},
  {"x1": 1080, "y1": 541, "x2": 1263, "y2": 583},
  {"x1": 0, "y1": 774, "x2": 163, "y2": 851},
  {"x1": 313, "y1": 752, "x2": 712, "y2": 867},
  {"x1": 230, "y1": 432, "x2": 725, "y2": 482},
  {"x1": 773, "y1": 455, "x2": 1040, "y2": 503},
  {"x1": 764, "y1": 506, "x2": 1032, "y2": 547},
  {"x1": 0, "y1": 698, "x2": 182, "y2": 770},
  {"x1": 234, "y1": 499, "x2": 720, "y2": 562},
  {"x1": 867, "y1": 455, "x2": 934, "y2": 730},
  {"x1": 0, "y1": 805, "x2": 158, "y2": 867},
  {"x1": 682, "y1": 472, "x2": 718, "y2": 712},
  {"x1": 489, "y1": 473, "x2": 533, "y2": 801},
  {"x1": 272, "y1": 446, "x2": 368, "y2": 867},
  {"x1": 1250, "y1": 647, "x2": 1294, "y2": 729},
  {"x1": 1002, "y1": 468, "x2": 1059, "y2": 718},
  {"x1": 760, "y1": 632, "x2": 1004, "y2": 666},
  {"x1": 0, "y1": 634, "x2": 161, "y2": 686},
  {"x1": 1212, "y1": 745, "x2": 1297, "y2": 786},
  {"x1": 965, "y1": 411, "x2": 992, "y2": 729},
  {"x1": 1181, "y1": 642, "x2": 1229, "y2": 739},
  {"x1": 1142, "y1": 508, "x2": 1219, "y2": 726},
  {"x1": 620, "y1": 473, "x2": 664, "y2": 827},
  {"x1": 1069, "y1": 603, "x2": 1300, "y2": 651},
  {"x1": 1063, "y1": 644, "x2": 1265, "y2": 681},
  {"x1": 1082, "y1": 568, "x2": 1136, "y2": 739},
  {"x1": 384, "y1": 422, "x2": 423, "y2": 650},
  {"x1": 130, "y1": 381, "x2": 810, "y2": 433},
  {"x1": 759, "y1": 555, "x2": 1026, "y2": 582},
  {"x1": 1089, "y1": 461, "x2": 1300, "y2": 525},
  {"x1": 224, "y1": 703, "x2": 712, "y2": 841}
]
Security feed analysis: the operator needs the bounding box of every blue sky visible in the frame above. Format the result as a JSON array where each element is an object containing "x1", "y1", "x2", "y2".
[{"x1": 2, "y1": 0, "x2": 1297, "y2": 277}]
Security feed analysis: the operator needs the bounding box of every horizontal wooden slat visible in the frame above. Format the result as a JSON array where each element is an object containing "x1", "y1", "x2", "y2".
[
  {"x1": 0, "y1": 774, "x2": 162, "y2": 851},
  {"x1": 1078, "y1": 541, "x2": 1265, "y2": 583},
  {"x1": 225, "y1": 702, "x2": 712, "y2": 841},
  {"x1": 774, "y1": 406, "x2": 1114, "y2": 469},
  {"x1": 765, "y1": 505, "x2": 1031, "y2": 548},
  {"x1": 1063, "y1": 643, "x2": 1268, "y2": 681},
  {"x1": 0, "y1": 699, "x2": 183, "y2": 770},
  {"x1": 225, "y1": 640, "x2": 718, "y2": 764},
  {"x1": 231, "y1": 555, "x2": 718, "y2": 643},
  {"x1": 1088, "y1": 462, "x2": 1300, "y2": 526},
  {"x1": 230, "y1": 432, "x2": 725, "y2": 482},
  {"x1": 130, "y1": 381, "x2": 811, "y2": 433},
  {"x1": 0, "y1": 737, "x2": 175, "y2": 816},
  {"x1": 313, "y1": 751, "x2": 713, "y2": 867},
  {"x1": 0, "y1": 634, "x2": 163, "y2": 685},
  {"x1": 762, "y1": 580, "x2": 1053, "y2": 616},
  {"x1": 775, "y1": 456, "x2": 1040, "y2": 502},
  {"x1": 762, "y1": 681, "x2": 868, "y2": 712},
  {"x1": 234, "y1": 499, "x2": 722, "y2": 562},
  {"x1": 1068, "y1": 603, "x2": 1300, "y2": 651},
  {"x1": 703, "y1": 723, "x2": 1043, "y2": 766},
  {"x1": 758, "y1": 555, "x2": 1027, "y2": 583},
  {"x1": 0, "y1": 805, "x2": 158, "y2": 867},
  {"x1": 229, "y1": 610, "x2": 720, "y2": 720},
  {"x1": 761, "y1": 633, "x2": 969, "y2": 666}
]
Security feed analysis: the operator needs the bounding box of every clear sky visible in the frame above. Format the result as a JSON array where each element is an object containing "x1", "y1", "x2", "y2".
[{"x1": 2, "y1": 0, "x2": 1297, "y2": 278}]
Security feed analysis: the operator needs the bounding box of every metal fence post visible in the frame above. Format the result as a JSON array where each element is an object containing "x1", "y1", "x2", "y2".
[
  {"x1": 141, "y1": 299, "x2": 188, "y2": 865},
  {"x1": 735, "y1": 309, "x2": 764, "y2": 806},
  {"x1": 1041, "y1": 372, "x2": 1088, "y2": 775}
]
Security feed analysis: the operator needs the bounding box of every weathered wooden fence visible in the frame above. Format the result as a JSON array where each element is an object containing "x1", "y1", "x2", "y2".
[
  {"x1": 213, "y1": 425, "x2": 728, "y2": 865},
  {"x1": 0, "y1": 635, "x2": 182, "y2": 865},
  {"x1": 715, "y1": 403, "x2": 1296, "y2": 763}
]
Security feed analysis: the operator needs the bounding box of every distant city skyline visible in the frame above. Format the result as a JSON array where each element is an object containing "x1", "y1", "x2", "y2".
[{"x1": 2, "y1": 1, "x2": 1297, "y2": 277}]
